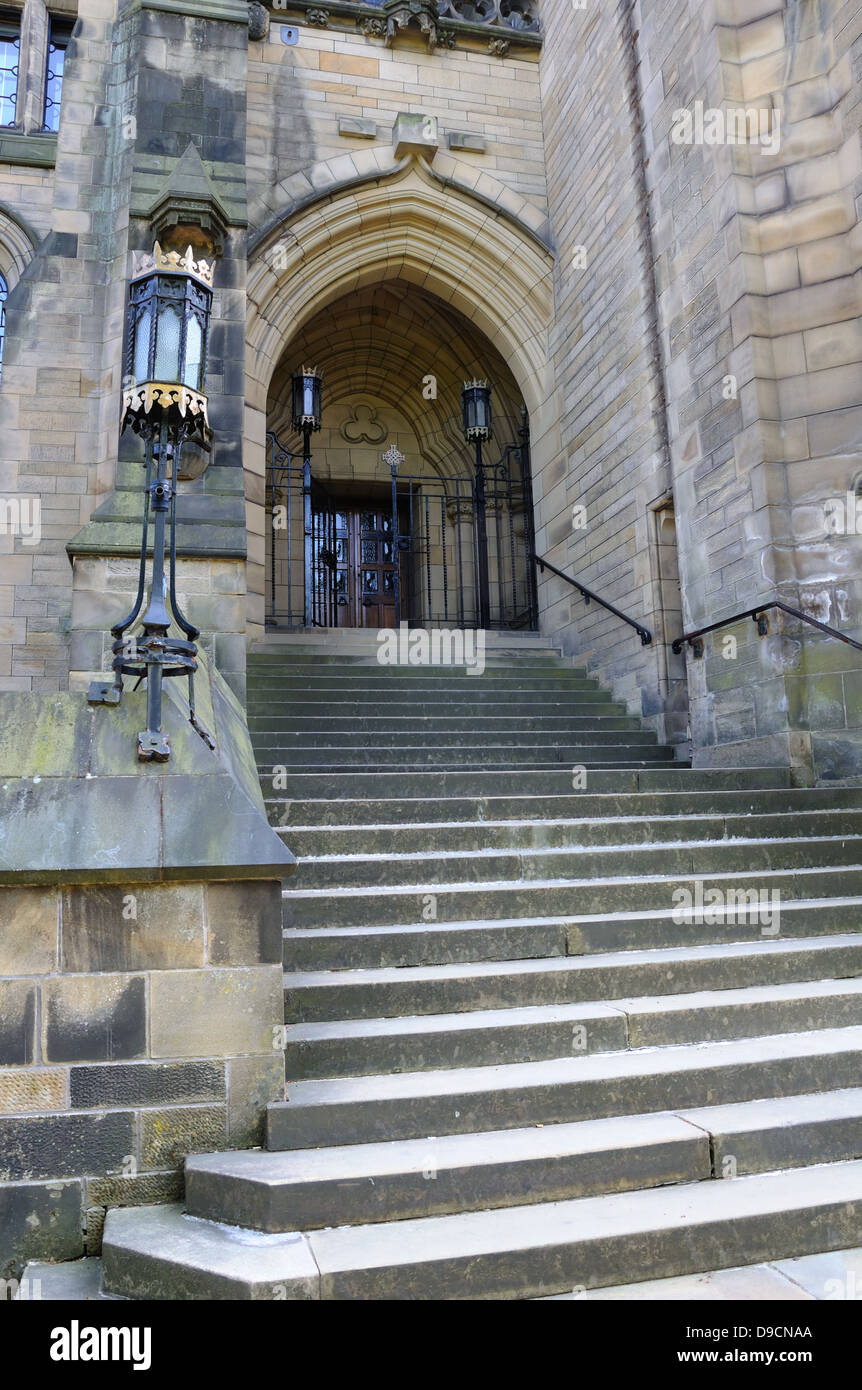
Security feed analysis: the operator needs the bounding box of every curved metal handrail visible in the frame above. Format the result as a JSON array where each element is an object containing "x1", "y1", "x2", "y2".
[
  {"x1": 672, "y1": 600, "x2": 862, "y2": 658},
  {"x1": 531, "y1": 553, "x2": 652, "y2": 646}
]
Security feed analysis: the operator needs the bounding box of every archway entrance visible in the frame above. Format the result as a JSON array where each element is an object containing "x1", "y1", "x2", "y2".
[{"x1": 265, "y1": 281, "x2": 538, "y2": 631}]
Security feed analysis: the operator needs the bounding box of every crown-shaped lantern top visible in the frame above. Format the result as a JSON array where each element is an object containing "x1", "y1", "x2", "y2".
[{"x1": 131, "y1": 241, "x2": 215, "y2": 288}]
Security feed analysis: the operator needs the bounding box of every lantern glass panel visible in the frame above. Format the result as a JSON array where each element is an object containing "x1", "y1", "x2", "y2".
[
  {"x1": 154, "y1": 302, "x2": 182, "y2": 381},
  {"x1": 133, "y1": 304, "x2": 152, "y2": 384},
  {"x1": 183, "y1": 314, "x2": 203, "y2": 390}
]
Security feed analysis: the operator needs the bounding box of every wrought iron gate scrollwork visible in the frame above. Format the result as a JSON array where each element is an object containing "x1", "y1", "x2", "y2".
[{"x1": 266, "y1": 425, "x2": 538, "y2": 631}]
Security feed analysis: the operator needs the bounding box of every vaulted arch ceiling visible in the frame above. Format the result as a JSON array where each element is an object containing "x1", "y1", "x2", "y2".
[{"x1": 267, "y1": 280, "x2": 525, "y2": 480}]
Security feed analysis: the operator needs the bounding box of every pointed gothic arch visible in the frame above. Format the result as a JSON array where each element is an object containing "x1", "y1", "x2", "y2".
[{"x1": 244, "y1": 157, "x2": 558, "y2": 639}]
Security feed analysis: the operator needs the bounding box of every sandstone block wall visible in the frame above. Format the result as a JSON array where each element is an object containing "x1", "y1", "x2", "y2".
[{"x1": 0, "y1": 879, "x2": 284, "y2": 1276}]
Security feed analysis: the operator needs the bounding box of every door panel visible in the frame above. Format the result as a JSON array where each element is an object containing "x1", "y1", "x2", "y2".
[
  {"x1": 313, "y1": 502, "x2": 401, "y2": 628},
  {"x1": 358, "y1": 509, "x2": 397, "y2": 629}
]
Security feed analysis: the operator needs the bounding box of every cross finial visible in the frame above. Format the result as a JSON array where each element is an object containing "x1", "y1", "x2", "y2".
[{"x1": 383, "y1": 445, "x2": 404, "y2": 471}]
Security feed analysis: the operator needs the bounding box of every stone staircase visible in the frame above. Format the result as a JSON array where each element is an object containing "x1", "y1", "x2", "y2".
[{"x1": 84, "y1": 633, "x2": 862, "y2": 1296}]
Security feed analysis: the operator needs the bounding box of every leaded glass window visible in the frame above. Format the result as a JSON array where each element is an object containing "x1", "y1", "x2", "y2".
[
  {"x1": 43, "y1": 16, "x2": 73, "y2": 133},
  {"x1": 0, "y1": 14, "x2": 19, "y2": 128}
]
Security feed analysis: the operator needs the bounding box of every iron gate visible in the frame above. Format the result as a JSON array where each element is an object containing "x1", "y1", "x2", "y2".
[{"x1": 265, "y1": 427, "x2": 538, "y2": 631}]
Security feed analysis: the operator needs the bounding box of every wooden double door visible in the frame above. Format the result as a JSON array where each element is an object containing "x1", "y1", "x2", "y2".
[{"x1": 327, "y1": 504, "x2": 400, "y2": 629}]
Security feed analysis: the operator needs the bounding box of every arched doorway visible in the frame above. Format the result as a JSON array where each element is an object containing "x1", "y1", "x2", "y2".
[
  {"x1": 265, "y1": 280, "x2": 537, "y2": 631},
  {"x1": 243, "y1": 158, "x2": 556, "y2": 646}
]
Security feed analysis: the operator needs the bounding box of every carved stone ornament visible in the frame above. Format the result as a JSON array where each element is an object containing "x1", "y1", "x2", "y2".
[
  {"x1": 247, "y1": 1, "x2": 269, "y2": 40},
  {"x1": 341, "y1": 404, "x2": 388, "y2": 446}
]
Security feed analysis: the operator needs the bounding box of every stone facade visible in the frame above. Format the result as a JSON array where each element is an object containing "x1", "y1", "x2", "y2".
[
  {"x1": 0, "y1": 0, "x2": 862, "y2": 768},
  {"x1": 0, "y1": 650, "x2": 294, "y2": 1276}
]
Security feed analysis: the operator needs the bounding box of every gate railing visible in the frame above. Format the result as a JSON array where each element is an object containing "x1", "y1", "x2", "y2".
[{"x1": 265, "y1": 428, "x2": 539, "y2": 631}]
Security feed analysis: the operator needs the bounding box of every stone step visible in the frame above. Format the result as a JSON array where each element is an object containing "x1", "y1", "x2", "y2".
[
  {"x1": 247, "y1": 673, "x2": 607, "y2": 690},
  {"x1": 251, "y1": 637, "x2": 560, "y2": 651},
  {"x1": 269, "y1": 785, "x2": 862, "y2": 827},
  {"x1": 252, "y1": 632, "x2": 557, "y2": 651},
  {"x1": 187, "y1": 1112, "x2": 708, "y2": 1232},
  {"x1": 282, "y1": 935, "x2": 862, "y2": 1022},
  {"x1": 99, "y1": 1161, "x2": 862, "y2": 1299},
  {"x1": 278, "y1": 809, "x2": 862, "y2": 857},
  {"x1": 283, "y1": 979, "x2": 862, "y2": 1077},
  {"x1": 261, "y1": 767, "x2": 787, "y2": 802},
  {"x1": 12, "y1": 1258, "x2": 115, "y2": 1301},
  {"x1": 282, "y1": 863, "x2": 862, "y2": 929},
  {"x1": 538, "y1": 1245, "x2": 862, "y2": 1300},
  {"x1": 250, "y1": 714, "x2": 645, "y2": 733},
  {"x1": 290, "y1": 835, "x2": 862, "y2": 891},
  {"x1": 253, "y1": 728, "x2": 661, "y2": 750},
  {"x1": 187, "y1": 1089, "x2": 862, "y2": 1232},
  {"x1": 248, "y1": 657, "x2": 581, "y2": 672},
  {"x1": 250, "y1": 698, "x2": 624, "y2": 716},
  {"x1": 284, "y1": 898, "x2": 862, "y2": 970},
  {"x1": 266, "y1": 1026, "x2": 862, "y2": 1150},
  {"x1": 258, "y1": 750, "x2": 675, "y2": 772},
  {"x1": 259, "y1": 745, "x2": 677, "y2": 770}
]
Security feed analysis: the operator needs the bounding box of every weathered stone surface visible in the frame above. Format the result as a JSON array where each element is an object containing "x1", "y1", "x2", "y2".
[
  {"x1": 226, "y1": 1053, "x2": 284, "y2": 1146},
  {"x1": 85, "y1": 1171, "x2": 183, "y2": 1211},
  {"x1": 61, "y1": 884, "x2": 205, "y2": 972},
  {"x1": 0, "y1": 1180, "x2": 83, "y2": 1280},
  {"x1": 0, "y1": 1112, "x2": 133, "y2": 1182},
  {"x1": 150, "y1": 967, "x2": 283, "y2": 1058},
  {"x1": 102, "y1": 1203, "x2": 320, "y2": 1300},
  {"x1": 0, "y1": 979, "x2": 36, "y2": 1065},
  {"x1": 43, "y1": 975, "x2": 146, "y2": 1064},
  {"x1": 0, "y1": 1068, "x2": 65, "y2": 1114},
  {"x1": 140, "y1": 1104, "x2": 227, "y2": 1170},
  {"x1": 70, "y1": 1061, "x2": 225, "y2": 1110},
  {"x1": 207, "y1": 880, "x2": 282, "y2": 965},
  {"x1": 0, "y1": 889, "x2": 58, "y2": 974}
]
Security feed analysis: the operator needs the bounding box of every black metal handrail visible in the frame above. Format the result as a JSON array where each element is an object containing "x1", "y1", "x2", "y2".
[
  {"x1": 531, "y1": 553, "x2": 652, "y2": 646},
  {"x1": 672, "y1": 600, "x2": 862, "y2": 658}
]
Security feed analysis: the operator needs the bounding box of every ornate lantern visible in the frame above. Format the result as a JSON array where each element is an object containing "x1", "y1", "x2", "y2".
[
  {"x1": 88, "y1": 243, "x2": 216, "y2": 763},
  {"x1": 122, "y1": 242, "x2": 213, "y2": 443},
  {"x1": 462, "y1": 378, "x2": 493, "y2": 442},
  {"x1": 291, "y1": 366, "x2": 323, "y2": 434},
  {"x1": 462, "y1": 379, "x2": 493, "y2": 628}
]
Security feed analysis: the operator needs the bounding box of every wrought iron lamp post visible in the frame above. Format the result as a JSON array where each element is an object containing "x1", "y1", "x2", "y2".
[
  {"x1": 292, "y1": 367, "x2": 323, "y2": 628},
  {"x1": 463, "y1": 378, "x2": 493, "y2": 629},
  {"x1": 89, "y1": 242, "x2": 214, "y2": 762}
]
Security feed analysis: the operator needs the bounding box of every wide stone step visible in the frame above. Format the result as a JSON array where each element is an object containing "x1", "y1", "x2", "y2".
[
  {"x1": 260, "y1": 746, "x2": 677, "y2": 770},
  {"x1": 100, "y1": 1160, "x2": 862, "y2": 1299},
  {"x1": 283, "y1": 979, "x2": 862, "y2": 1077},
  {"x1": 282, "y1": 935, "x2": 862, "y2": 1021},
  {"x1": 261, "y1": 767, "x2": 786, "y2": 802},
  {"x1": 250, "y1": 698, "x2": 624, "y2": 716},
  {"x1": 269, "y1": 785, "x2": 862, "y2": 827},
  {"x1": 266, "y1": 1026, "x2": 862, "y2": 1149},
  {"x1": 187, "y1": 1112, "x2": 708, "y2": 1231},
  {"x1": 186, "y1": 1088, "x2": 862, "y2": 1232},
  {"x1": 539, "y1": 1245, "x2": 862, "y2": 1300},
  {"x1": 290, "y1": 834, "x2": 862, "y2": 890},
  {"x1": 247, "y1": 674, "x2": 606, "y2": 691},
  {"x1": 284, "y1": 919, "x2": 570, "y2": 970},
  {"x1": 282, "y1": 864, "x2": 862, "y2": 929},
  {"x1": 253, "y1": 729, "x2": 660, "y2": 751},
  {"x1": 251, "y1": 633, "x2": 556, "y2": 651},
  {"x1": 279, "y1": 809, "x2": 862, "y2": 857},
  {"x1": 284, "y1": 898, "x2": 862, "y2": 970},
  {"x1": 248, "y1": 659, "x2": 584, "y2": 674},
  {"x1": 250, "y1": 715, "x2": 646, "y2": 734}
]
